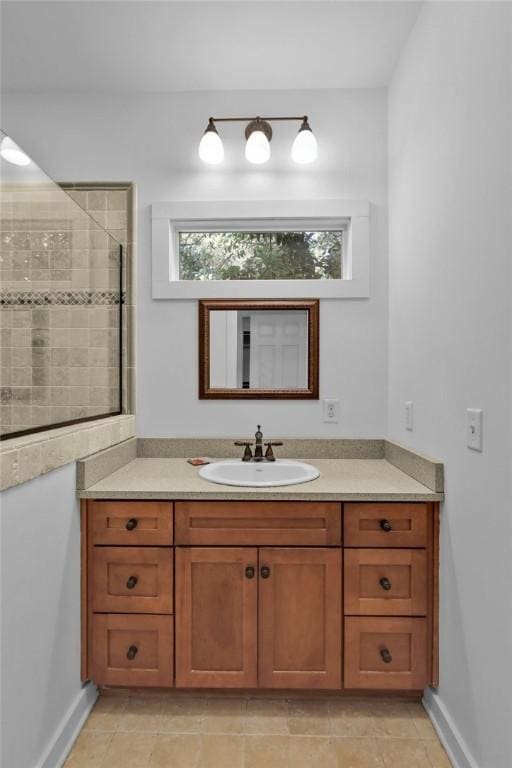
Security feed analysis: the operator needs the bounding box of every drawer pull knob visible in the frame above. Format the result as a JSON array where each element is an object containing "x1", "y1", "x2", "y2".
[
  {"x1": 379, "y1": 577, "x2": 392, "y2": 591},
  {"x1": 380, "y1": 647, "x2": 392, "y2": 664},
  {"x1": 126, "y1": 576, "x2": 138, "y2": 590},
  {"x1": 379, "y1": 519, "x2": 393, "y2": 532},
  {"x1": 125, "y1": 518, "x2": 138, "y2": 531},
  {"x1": 245, "y1": 566, "x2": 255, "y2": 579},
  {"x1": 126, "y1": 645, "x2": 138, "y2": 661},
  {"x1": 260, "y1": 565, "x2": 271, "y2": 579}
]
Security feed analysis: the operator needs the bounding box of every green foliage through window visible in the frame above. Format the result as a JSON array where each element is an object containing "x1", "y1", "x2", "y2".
[{"x1": 178, "y1": 231, "x2": 342, "y2": 280}]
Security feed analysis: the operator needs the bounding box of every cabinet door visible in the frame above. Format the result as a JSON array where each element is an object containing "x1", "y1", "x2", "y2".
[
  {"x1": 258, "y1": 548, "x2": 342, "y2": 689},
  {"x1": 175, "y1": 547, "x2": 258, "y2": 687}
]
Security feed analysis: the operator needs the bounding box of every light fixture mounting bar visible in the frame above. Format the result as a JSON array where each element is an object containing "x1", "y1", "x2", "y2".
[{"x1": 210, "y1": 116, "x2": 308, "y2": 123}]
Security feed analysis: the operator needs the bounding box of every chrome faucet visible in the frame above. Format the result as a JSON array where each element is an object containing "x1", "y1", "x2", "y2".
[{"x1": 235, "y1": 425, "x2": 283, "y2": 462}]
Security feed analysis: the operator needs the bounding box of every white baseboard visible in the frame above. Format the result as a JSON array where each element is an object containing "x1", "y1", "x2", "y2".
[
  {"x1": 36, "y1": 682, "x2": 98, "y2": 768},
  {"x1": 423, "y1": 689, "x2": 479, "y2": 768}
]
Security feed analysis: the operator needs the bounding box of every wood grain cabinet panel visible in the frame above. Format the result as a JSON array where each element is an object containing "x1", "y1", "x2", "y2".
[
  {"x1": 258, "y1": 548, "x2": 342, "y2": 689},
  {"x1": 175, "y1": 501, "x2": 341, "y2": 546},
  {"x1": 344, "y1": 616, "x2": 428, "y2": 690},
  {"x1": 91, "y1": 614, "x2": 173, "y2": 687},
  {"x1": 91, "y1": 547, "x2": 173, "y2": 614},
  {"x1": 89, "y1": 501, "x2": 173, "y2": 546},
  {"x1": 344, "y1": 549, "x2": 427, "y2": 616},
  {"x1": 175, "y1": 547, "x2": 258, "y2": 688},
  {"x1": 344, "y1": 503, "x2": 428, "y2": 548}
]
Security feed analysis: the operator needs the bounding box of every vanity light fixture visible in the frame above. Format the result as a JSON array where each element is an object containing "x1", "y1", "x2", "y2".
[
  {"x1": 198, "y1": 115, "x2": 318, "y2": 165},
  {"x1": 0, "y1": 136, "x2": 31, "y2": 166},
  {"x1": 198, "y1": 118, "x2": 224, "y2": 165}
]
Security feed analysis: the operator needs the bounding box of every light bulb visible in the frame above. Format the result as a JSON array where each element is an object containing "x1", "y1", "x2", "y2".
[
  {"x1": 0, "y1": 136, "x2": 31, "y2": 166},
  {"x1": 245, "y1": 130, "x2": 271, "y2": 164},
  {"x1": 291, "y1": 119, "x2": 318, "y2": 164},
  {"x1": 198, "y1": 121, "x2": 224, "y2": 164}
]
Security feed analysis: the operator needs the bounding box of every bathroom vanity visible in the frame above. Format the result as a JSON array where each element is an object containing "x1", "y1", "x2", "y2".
[{"x1": 79, "y1": 442, "x2": 442, "y2": 696}]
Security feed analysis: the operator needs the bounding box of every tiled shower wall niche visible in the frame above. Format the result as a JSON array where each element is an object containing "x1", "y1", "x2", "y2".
[{"x1": 0, "y1": 184, "x2": 123, "y2": 438}]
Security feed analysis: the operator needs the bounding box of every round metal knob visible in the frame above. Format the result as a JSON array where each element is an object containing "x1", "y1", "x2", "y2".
[
  {"x1": 126, "y1": 645, "x2": 138, "y2": 661},
  {"x1": 126, "y1": 576, "x2": 138, "y2": 590},
  {"x1": 125, "y1": 518, "x2": 138, "y2": 531},
  {"x1": 380, "y1": 647, "x2": 392, "y2": 664},
  {"x1": 260, "y1": 566, "x2": 271, "y2": 579},
  {"x1": 379, "y1": 577, "x2": 392, "y2": 591},
  {"x1": 245, "y1": 566, "x2": 255, "y2": 579},
  {"x1": 379, "y1": 519, "x2": 392, "y2": 532}
]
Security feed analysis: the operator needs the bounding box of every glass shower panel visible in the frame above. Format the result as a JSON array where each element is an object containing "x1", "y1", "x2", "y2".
[{"x1": 0, "y1": 130, "x2": 122, "y2": 439}]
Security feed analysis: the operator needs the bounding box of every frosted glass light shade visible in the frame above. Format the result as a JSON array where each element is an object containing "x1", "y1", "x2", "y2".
[
  {"x1": 291, "y1": 126, "x2": 318, "y2": 164},
  {"x1": 245, "y1": 130, "x2": 271, "y2": 164},
  {"x1": 0, "y1": 136, "x2": 31, "y2": 166},
  {"x1": 198, "y1": 127, "x2": 224, "y2": 164}
]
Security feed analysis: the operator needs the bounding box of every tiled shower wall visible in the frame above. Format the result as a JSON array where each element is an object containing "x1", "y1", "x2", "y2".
[
  {"x1": 64, "y1": 183, "x2": 135, "y2": 416},
  {"x1": 0, "y1": 183, "x2": 132, "y2": 438}
]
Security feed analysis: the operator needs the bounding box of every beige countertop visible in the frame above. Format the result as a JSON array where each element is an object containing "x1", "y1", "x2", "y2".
[{"x1": 78, "y1": 457, "x2": 443, "y2": 501}]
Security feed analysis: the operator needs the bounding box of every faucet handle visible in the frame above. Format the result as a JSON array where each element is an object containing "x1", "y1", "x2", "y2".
[
  {"x1": 264, "y1": 441, "x2": 283, "y2": 462},
  {"x1": 234, "y1": 441, "x2": 253, "y2": 462}
]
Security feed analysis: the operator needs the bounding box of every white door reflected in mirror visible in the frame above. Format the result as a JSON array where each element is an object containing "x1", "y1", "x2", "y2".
[{"x1": 209, "y1": 309, "x2": 308, "y2": 390}]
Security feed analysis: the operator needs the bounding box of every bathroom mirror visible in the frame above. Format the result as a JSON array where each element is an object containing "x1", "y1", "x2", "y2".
[{"x1": 199, "y1": 299, "x2": 319, "y2": 399}]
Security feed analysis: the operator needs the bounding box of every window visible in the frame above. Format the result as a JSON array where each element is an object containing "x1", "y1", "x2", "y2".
[
  {"x1": 151, "y1": 200, "x2": 370, "y2": 299},
  {"x1": 178, "y1": 229, "x2": 343, "y2": 281}
]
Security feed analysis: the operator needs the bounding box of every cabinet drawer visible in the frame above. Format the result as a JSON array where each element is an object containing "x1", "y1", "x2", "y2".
[
  {"x1": 344, "y1": 617, "x2": 428, "y2": 690},
  {"x1": 91, "y1": 547, "x2": 173, "y2": 614},
  {"x1": 344, "y1": 549, "x2": 427, "y2": 616},
  {"x1": 89, "y1": 501, "x2": 173, "y2": 546},
  {"x1": 344, "y1": 503, "x2": 428, "y2": 548},
  {"x1": 175, "y1": 502, "x2": 341, "y2": 546},
  {"x1": 91, "y1": 614, "x2": 173, "y2": 687}
]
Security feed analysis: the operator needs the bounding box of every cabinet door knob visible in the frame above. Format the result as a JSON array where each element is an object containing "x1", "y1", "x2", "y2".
[
  {"x1": 125, "y1": 518, "x2": 138, "y2": 531},
  {"x1": 380, "y1": 647, "x2": 392, "y2": 664},
  {"x1": 245, "y1": 566, "x2": 255, "y2": 579},
  {"x1": 379, "y1": 519, "x2": 392, "y2": 532},
  {"x1": 126, "y1": 645, "x2": 138, "y2": 661},
  {"x1": 379, "y1": 577, "x2": 392, "y2": 591},
  {"x1": 126, "y1": 576, "x2": 138, "y2": 590},
  {"x1": 260, "y1": 566, "x2": 271, "y2": 579}
]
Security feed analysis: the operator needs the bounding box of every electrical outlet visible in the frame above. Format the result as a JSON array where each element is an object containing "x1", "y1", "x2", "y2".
[
  {"x1": 467, "y1": 408, "x2": 483, "y2": 451},
  {"x1": 323, "y1": 398, "x2": 339, "y2": 423},
  {"x1": 405, "y1": 401, "x2": 414, "y2": 431}
]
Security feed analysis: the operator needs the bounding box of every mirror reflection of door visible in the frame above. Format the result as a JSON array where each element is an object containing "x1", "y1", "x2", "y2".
[{"x1": 209, "y1": 310, "x2": 308, "y2": 390}]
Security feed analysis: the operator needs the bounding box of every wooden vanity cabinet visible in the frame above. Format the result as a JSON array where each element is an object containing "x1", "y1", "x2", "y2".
[
  {"x1": 343, "y1": 502, "x2": 438, "y2": 691},
  {"x1": 257, "y1": 547, "x2": 341, "y2": 689},
  {"x1": 84, "y1": 501, "x2": 174, "y2": 687},
  {"x1": 175, "y1": 547, "x2": 258, "y2": 688},
  {"x1": 175, "y1": 545, "x2": 341, "y2": 689},
  {"x1": 83, "y1": 499, "x2": 438, "y2": 694}
]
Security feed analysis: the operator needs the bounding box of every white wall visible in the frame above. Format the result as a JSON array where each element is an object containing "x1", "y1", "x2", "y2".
[
  {"x1": 0, "y1": 464, "x2": 95, "y2": 768},
  {"x1": 2, "y1": 89, "x2": 388, "y2": 438},
  {"x1": 388, "y1": 4, "x2": 512, "y2": 767}
]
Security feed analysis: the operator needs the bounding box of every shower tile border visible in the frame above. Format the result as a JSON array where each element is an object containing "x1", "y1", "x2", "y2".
[{"x1": 0, "y1": 289, "x2": 124, "y2": 306}]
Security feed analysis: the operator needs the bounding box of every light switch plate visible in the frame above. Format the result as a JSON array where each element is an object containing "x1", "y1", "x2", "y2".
[
  {"x1": 467, "y1": 408, "x2": 483, "y2": 451},
  {"x1": 405, "y1": 401, "x2": 414, "y2": 431}
]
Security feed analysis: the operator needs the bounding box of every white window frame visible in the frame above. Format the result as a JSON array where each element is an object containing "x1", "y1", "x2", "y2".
[{"x1": 151, "y1": 199, "x2": 370, "y2": 299}]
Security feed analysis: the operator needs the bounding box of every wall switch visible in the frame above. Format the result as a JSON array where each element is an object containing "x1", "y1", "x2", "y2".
[
  {"x1": 467, "y1": 408, "x2": 483, "y2": 451},
  {"x1": 405, "y1": 401, "x2": 414, "y2": 431},
  {"x1": 323, "y1": 398, "x2": 339, "y2": 423}
]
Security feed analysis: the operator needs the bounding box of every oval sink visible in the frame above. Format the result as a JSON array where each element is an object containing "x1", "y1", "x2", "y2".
[{"x1": 199, "y1": 459, "x2": 320, "y2": 488}]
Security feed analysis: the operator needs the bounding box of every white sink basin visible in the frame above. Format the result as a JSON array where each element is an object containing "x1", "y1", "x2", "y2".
[{"x1": 199, "y1": 459, "x2": 320, "y2": 488}]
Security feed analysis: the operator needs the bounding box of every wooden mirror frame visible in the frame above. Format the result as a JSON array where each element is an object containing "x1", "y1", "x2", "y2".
[{"x1": 199, "y1": 299, "x2": 319, "y2": 399}]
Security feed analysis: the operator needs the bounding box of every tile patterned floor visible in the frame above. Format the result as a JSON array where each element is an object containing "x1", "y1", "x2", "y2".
[{"x1": 64, "y1": 695, "x2": 452, "y2": 767}]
